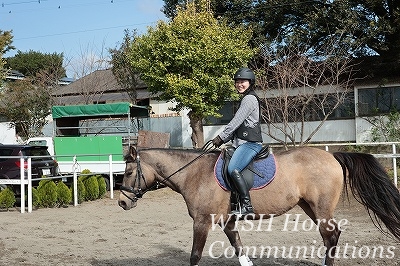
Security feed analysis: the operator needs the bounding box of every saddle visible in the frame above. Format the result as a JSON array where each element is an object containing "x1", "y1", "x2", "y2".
[
  {"x1": 219, "y1": 145, "x2": 272, "y2": 212},
  {"x1": 221, "y1": 145, "x2": 270, "y2": 190}
]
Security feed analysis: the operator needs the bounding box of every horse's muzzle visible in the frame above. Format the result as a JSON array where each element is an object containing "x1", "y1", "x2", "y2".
[
  {"x1": 118, "y1": 197, "x2": 137, "y2": 210},
  {"x1": 118, "y1": 189, "x2": 138, "y2": 210}
]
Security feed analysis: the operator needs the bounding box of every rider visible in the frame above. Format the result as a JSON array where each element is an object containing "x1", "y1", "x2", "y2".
[{"x1": 212, "y1": 67, "x2": 263, "y2": 216}]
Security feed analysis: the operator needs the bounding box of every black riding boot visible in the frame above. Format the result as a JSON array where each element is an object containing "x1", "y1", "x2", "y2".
[{"x1": 230, "y1": 169, "x2": 254, "y2": 216}]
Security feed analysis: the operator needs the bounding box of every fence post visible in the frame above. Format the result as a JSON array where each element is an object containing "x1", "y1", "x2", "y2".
[
  {"x1": 393, "y1": 143, "x2": 398, "y2": 187},
  {"x1": 27, "y1": 157, "x2": 32, "y2": 213},
  {"x1": 109, "y1": 154, "x2": 114, "y2": 199},
  {"x1": 20, "y1": 157, "x2": 25, "y2": 213},
  {"x1": 73, "y1": 156, "x2": 78, "y2": 206}
]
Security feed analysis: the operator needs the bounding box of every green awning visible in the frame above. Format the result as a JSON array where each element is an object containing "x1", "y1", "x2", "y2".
[{"x1": 52, "y1": 102, "x2": 149, "y2": 119}]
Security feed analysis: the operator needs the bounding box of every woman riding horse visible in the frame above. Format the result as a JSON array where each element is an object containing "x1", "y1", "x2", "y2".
[{"x1": 212, "y1": 67, "x2": 263, "y2": 216}]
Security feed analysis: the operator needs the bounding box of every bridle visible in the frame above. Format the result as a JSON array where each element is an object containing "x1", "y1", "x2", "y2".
[
  {"x1": 120, "y1": 141, "x2": 216, "y2": 203},
  {"x1": 120, "y1": 153, "x2": 149, "y2": 204}
]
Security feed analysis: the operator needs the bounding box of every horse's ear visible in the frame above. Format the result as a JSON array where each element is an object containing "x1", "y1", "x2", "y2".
[{"x1": 129, "y1": 145, "x2": 137, "y2": 158}]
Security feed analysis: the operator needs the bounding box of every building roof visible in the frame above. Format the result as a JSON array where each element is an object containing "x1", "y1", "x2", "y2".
[
  {"x1": 51, "y1": 68, "x2": 151, "y2": 105},
  {"x1": 53, "y1": 68, "x2": 146, "y2": 95}
]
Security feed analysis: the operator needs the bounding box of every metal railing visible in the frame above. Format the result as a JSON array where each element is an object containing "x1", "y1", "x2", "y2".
[
  {"x1": 0, "y1": 154, "x2": 119, "y2": 213},
  {"x1": 3, "y1": 142, "x2": 400, "y2": 213},
  {"x1": 270, "y1": 141, "x2": 400, "y2": 187}
]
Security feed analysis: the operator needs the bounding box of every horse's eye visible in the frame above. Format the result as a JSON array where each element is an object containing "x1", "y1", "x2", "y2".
[{"x1": 125, "y1": 171, "x2": 133, "y2": 176}]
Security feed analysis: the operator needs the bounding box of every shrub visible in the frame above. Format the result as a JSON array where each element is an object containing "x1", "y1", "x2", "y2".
[
  {"x1": 81, "y1": 169, "x2": 91, "y2": 176},
  {"x1": 32, "y1": 187, "x2": 40, "y2": 208},
  {"x1": 36, "y1": 180, "x2": 58, "y2": 208},
  {"x1": 84, "y1": 175, "x2": 99, "y2": 201},
  {"x1": 56, "y1": 181, "x2": 72, "y2": 207},
  {"x1": 97, "y1": 175, "x2": 107, "y2": 199},
  {"x1": 71, "y1": 176, "x2": 86, "y2": 204},
  {"x1": 0, "y1": 187, "x2": 16, "y2": 210}
]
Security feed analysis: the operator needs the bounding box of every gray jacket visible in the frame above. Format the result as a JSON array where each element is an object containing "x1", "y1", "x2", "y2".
[{"x1": 218, "y1": 93, "x2": 260, "y2": 148}]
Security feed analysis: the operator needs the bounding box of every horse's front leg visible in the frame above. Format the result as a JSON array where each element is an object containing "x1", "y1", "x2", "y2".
[
  {"x1": 222, "y1": 218, "x2": 243, "y2": 254},
  {"x1": 222, "y1": 218, "x2": 253, "y2": 266},
  {"x1": 190, "y1": 218, "x2": 211, "y2": 266}
]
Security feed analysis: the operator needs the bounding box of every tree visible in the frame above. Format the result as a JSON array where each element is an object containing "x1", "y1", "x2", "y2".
[
  {"x1": 0, "y1": 30, "x2": 14, "y2": 79},
  {"x1": 127, "y1": 1, "x2": 256, "y2": 148},
  {"x1": 256, "y1": 35, "x2": 356, "y2": 149},
  {"x1": 163, "y1": 1, "x2": 400, "y2": 64},
  {"x1": 109, "y1": 29, "x2": 142, "y2": 104},
  {"x1": 6, "y1": 50, "x2": 66, "y2": 86},
  {"x1": 0, "y1": 79, "x2": 51, "y2": 140},
  {"x1": 364, "y1": 111, "x2": 400, "y2": 142},
  {"x1": 3, "y1": 50, "x2": 66, "y2": 139},
  {"x1": 67, "y1": 41, "x2": 110, "y2": 80},
  {"x1": 301, "y1": 0, "x2": 400, "y2": 61},
  {"x1": 60, "y1": 41, "x2": 111, "y2": 105}
]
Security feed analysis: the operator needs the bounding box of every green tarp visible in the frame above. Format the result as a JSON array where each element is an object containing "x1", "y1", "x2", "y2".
[
  {"x1": 54, "y1": 136, "x2": 123, "y2": 161},
  {"x1": 52, "y1": 102, "x2": 148, "y2": 119}
]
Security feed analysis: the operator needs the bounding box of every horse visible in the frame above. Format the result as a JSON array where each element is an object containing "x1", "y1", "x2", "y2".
[{"x1": 118, "y1": 145, "x2": 400, "y2": 266}]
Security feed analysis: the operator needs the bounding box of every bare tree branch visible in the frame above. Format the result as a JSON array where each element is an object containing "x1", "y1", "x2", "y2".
[
  {"x1": 254, "y1": 34, "x2": 358, "y2": 148},
  {"x1": 65, "y1": 41, "x2": 111, "y2": 105}
]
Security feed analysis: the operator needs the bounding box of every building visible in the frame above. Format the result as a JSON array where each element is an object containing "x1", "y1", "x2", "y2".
[
  {"x1": 50, "y1": 69, "x2": 189, "y2": 147},
  {"x1": 49, "y1": 68, "x2": 400, "y2": 147}
]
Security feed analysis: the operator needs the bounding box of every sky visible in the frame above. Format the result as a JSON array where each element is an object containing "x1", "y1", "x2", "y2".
[{"x1": 1, "y1": 0, "x2": 167, "y2": 77}]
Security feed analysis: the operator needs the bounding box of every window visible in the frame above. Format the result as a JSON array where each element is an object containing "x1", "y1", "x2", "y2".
[
  {"x1": 22, "y1": 148, "x2": 50, "y2": 157},
  {"x1": 204, "y1": 101, "x2": 238, "y2": 125},
  {"x1": 358, "y1": 86, "x2": 400, "y2": 116},
  {"x1": 262, "y1": 92, "x2": 354, "y2": 123},
  {"x1": 206, "y1": 92, "x2": 354, "y2": 125},
  {"x1": 328, "y1": 92, "x2": 355, "y2": 119}
]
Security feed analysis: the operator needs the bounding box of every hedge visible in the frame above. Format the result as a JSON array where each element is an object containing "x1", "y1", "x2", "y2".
[{"x1": 0, "y1": 170, "x2": 108, "y2": 209}]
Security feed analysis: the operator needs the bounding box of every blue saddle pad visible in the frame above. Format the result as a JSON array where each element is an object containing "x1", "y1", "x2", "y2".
[{"x1": 214, "y1": 152, "x2": 277, "y2": 191}]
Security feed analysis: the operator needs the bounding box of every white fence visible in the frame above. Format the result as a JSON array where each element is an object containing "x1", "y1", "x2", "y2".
[
  {"x1": 323, "y1": 142, "x2": 399, "y2": 188},
  {"x1": 2, "y1": 142, "x2": 400, "y2": 213},
  {"x1": 270, "y1": 141, "x2": 400, "y2": 187},
  {"x1": 0, "y1": 155, "x2": 119, "y2": 213}
]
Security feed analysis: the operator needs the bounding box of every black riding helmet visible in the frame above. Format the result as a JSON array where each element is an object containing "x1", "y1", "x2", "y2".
[{"x1": 233, "y1": 67, "x2": 256, "y2": 85}]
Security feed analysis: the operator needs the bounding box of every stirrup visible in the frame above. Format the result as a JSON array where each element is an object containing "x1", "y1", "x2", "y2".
[{"x1": 230, "y1": 205, "x2": 254, "y2": 216}]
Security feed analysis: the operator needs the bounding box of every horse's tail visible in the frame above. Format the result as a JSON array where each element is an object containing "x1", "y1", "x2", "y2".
[{"x1": 333, "y1": 152, "x2": 400, "y2": 240}]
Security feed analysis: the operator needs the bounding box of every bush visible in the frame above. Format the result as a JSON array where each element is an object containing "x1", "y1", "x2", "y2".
[
  {"x1": 29, "y1": 169, "x2": 108, "y2": 209},
  {"x1": 56, "y1": 181, "x2": 72, "y2": 207},
  {"x1": 81, "y1": 169, "x2": 91, "y2": 176},
  {"x1": 97, "y1": 175, "x2": 107, "y2": 199},
  {"x1": 32, "y1": 187, "x2": 40, "y2": 208},
  {"x1": 36, "y1": 180, "x2": 58, "y2": 208},
  {"x1": 0, "y1": 187, "x2": 16, "y2": 210},
  {"x1": 84, "y1": 175, "x2": 99, "y2": 201},
  {"x1": 73, "y1": 176, "x2": 87, "y2": 204},
  {"x1": 70, "y1": 177, "x2": 86, "y2": 204}
]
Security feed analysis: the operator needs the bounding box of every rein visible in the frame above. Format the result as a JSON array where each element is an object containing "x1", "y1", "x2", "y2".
[{"x1": 120, "y1": 140, "x2": 216, "y2": 203}]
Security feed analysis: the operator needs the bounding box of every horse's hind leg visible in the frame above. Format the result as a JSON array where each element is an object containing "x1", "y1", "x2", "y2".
[
  {"x1": 298, "y1": 200, "x2": 341, "y2": 266},
  {"x1": 321, "y1": 220, "x2": 341, "y2": 265}
]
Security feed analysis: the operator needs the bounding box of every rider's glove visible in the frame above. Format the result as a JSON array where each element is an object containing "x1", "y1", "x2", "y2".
[{"x1": 212, "y1": 136, "x2": 224, "y2": 147}]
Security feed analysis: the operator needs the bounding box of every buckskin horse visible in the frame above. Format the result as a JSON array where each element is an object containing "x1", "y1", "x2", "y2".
[{"x1": 118, "y1": 145, "x2": 400, "y2": 266}]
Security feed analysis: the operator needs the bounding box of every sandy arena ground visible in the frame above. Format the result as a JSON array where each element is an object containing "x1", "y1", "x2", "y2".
[{"x1": 0, "y1": 188, "x2": 399, "y2": 266}]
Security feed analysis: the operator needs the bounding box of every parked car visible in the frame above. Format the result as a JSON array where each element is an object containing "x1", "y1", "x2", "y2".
[{"x1": 0, "y1": 144, "x2": 59, "y2": 194}]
